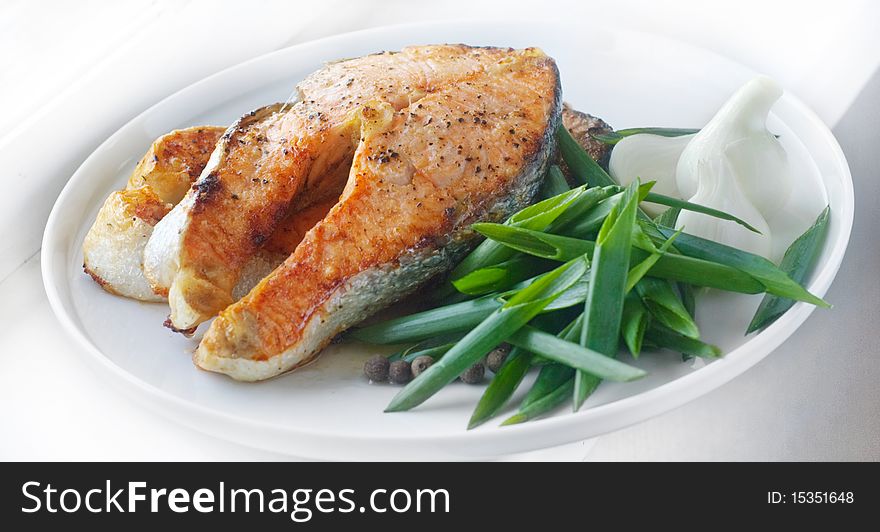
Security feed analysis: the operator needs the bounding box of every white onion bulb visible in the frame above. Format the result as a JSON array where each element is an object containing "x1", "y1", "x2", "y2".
[{"x1": 608, "y1": 76, "x2": 791, "y2": 258}]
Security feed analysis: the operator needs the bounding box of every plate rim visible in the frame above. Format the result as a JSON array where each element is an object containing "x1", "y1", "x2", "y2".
[{"x1": 40, "y1": 20, "x2": 855, "y2": 459}]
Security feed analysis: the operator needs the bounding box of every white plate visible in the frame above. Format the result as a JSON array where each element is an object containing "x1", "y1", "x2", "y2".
[{"x1": 41, "y1": 21, "x2": 854, "y2": 460}]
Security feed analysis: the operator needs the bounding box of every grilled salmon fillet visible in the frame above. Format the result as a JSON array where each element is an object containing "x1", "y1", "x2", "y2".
[
  {"x1": 190, "y1": 45, "x2": 561, "y2": 381},
  {"x1": 83, "y1": 126, "x2": 336, "y2": 302}
]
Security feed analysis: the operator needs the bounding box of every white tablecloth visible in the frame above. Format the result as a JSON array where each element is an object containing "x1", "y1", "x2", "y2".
[{"x1": 1, "y1": 0, "x2": 878, "y2": 460}]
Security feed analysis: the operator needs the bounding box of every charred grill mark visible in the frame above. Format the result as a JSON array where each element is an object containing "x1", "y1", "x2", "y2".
[
  {"x1": 190, "y1": 172, "x2": 224, "y2": 215},
  {"x1": 195, "y1": 172, "x2": 222, "y2": 197}
]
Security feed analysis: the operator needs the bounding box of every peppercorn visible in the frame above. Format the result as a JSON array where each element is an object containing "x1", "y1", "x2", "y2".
[
  {"x1": 459, "y1": 361, "x2": 485, "y2": 384},
  {"x1": 486, "y1": 343, "x2": 511, "y2": 373},
  {"x1": 363, "y1": 355, "x2": 389, "y2": 382},
  {"x1": 411, "y1": 355, "x2": 434, "y2": 377},
  {"x1": 389, "y1": 359, "x2": 413, "y2": 384}
]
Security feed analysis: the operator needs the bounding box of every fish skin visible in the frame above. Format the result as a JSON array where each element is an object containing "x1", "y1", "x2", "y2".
[{"x1": 194, "y1": 46, "x2": 562, "y2": 381}]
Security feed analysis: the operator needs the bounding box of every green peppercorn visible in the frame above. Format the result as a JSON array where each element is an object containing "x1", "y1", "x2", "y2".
[
  {"x1": 411, "y1": 355, "x2": 434, "y2": 377},
  {"x1": 459, "y1": 361, "x2": 485, "y2": 384},
  {"x1": 364, "y1": 355, "x2": 390, "y2": 382},
  {"x1": 389, "y1": 359, "x2": 413, "y2": 384},
  {"x1": 486, "y1": 343, "x2": 511, "y2": 373}
]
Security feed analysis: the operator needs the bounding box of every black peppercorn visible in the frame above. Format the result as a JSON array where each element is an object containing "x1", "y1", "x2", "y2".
[
  {"x1": 486, "y1": 343, "x2": 511, "y2": 373},
  {"x1": 363, "y1": 355, "x2": 389, "y2": 382},
  {"x1": 389, "y1": 360, "x2": 413, "y2": 384},
  {"x1": 459, "y1": 362, "x2": 485, "y2": 384},
  {"x1": 411, "y1": 355, "x2": 434, "y2": 377}
]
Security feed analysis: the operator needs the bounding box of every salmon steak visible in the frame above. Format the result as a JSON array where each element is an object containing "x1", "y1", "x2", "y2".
[{"x1": 139, "y1": 45, "x2": 561, "y2": 380}]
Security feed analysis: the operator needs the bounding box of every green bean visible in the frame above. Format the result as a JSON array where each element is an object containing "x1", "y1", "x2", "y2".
[
  {"x1": 558, "y1": 125, "x2": 616, "y2": 187},
  {"x1": 747, "y1": 206, "x2": 830, "y2": 333},
  {"x1": 503, "y1": 315, "x2": 583, "y2": 425},
  {"x1": 468, "y1": 346, "x2": 532, "y2": 429},
  {"x1": 501, "y1": 377, "x2": 575, "y2": 426},
  {"x1": 621, "y1": 292, "x2": 651, "y2": 357},
  {"x1": 508, "y1": 326, "x2": 645, "y2": 382},
  {"x1": 680, "y1": 283, "x2": 696, "y2": 319},
  {"x1": 520, "y1": 363, "x2": 575, "y2": 410},
  {"x1": 640, "y1": 251, "x2": 764, "y2": 293},
  {"x1": 626, "y1": 228, "x2": 681, "y2": 292},
  {"x1": 452, "y1": 255, "x2": 549, "y2": 296},
  {"x1": 575, "y1": 180, "x2": 641, "y2": 409},
  {"x1": 473, "y1": 223, "x2": 593, "y2": 261},
  {"x1": 637, "y1": 277, "x2": 700, "y2": 339},
  {"x1": 654, "y1": 206, "x2": 681, "y2": 228},
  {"x1": 645, "y1": 323, "x2": 721, "y2": 358}
]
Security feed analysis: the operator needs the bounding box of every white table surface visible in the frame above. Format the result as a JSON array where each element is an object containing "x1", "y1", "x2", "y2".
[{"x1": 1, "y1": 0, "x2": 878, "y2": 460}]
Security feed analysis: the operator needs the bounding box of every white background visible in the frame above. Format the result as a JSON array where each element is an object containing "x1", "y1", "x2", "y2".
[{"x1": 1, "y1": 0, "x2": 878, "y2": 460}]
